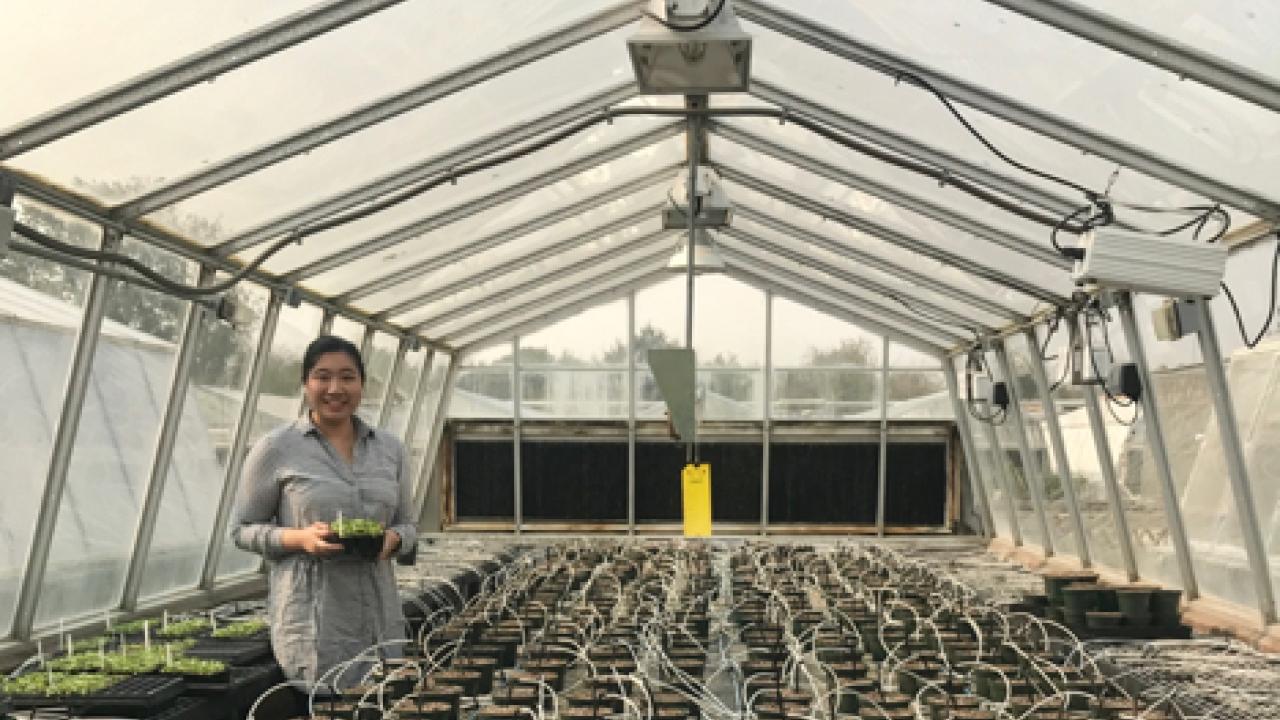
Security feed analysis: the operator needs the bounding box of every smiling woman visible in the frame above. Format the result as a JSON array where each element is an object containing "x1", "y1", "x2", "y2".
[{"x1": 229, "y1": 334, "x2": 419, "y2": 687}]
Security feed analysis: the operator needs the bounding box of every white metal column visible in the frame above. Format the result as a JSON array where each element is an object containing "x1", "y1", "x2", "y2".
[
  {"x1": 200, "y1": 293, "x2": 283, "y2": 589},
  {"x1": 1081, "y1": 386, "x2": 1140, "y2": 581},
  {"x1": 1115, "y1": 291, "x2": 1198, "y2": 598},
  {"x1": 627, "y1": 292, "x2": 637, "y2": 536},
  {"x1": 761, "y1": 291, "x2": 773, "y2": 535},
  {"x1": 1190, "y1": 298, "x2": 1276, "y2": 622},
  {"x1": 12, "y1": 227, "x2": 119, "y2": 639},
  {"x1": 377, "y1": 336, "x2": 410, "y2": 428},
  {"x1": 876, "y1": 338, "x2": 890, "y2": 537},
  {"x1": 993, "y1": 341, "x2": 1054, "y2": 555},
  {"x1": 512, "y1": 337, "x2": 523, "y2": 536},
  {"x1": 413, "y1": 357, "x2": 459, "y2": 522},
  {"x1": 943, "y1": 357, "x2": 996, "y2": 539}
]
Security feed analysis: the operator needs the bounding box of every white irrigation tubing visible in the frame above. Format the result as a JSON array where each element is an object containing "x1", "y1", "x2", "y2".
[
  {"x1": 246, "y1": 682, "x2": 300, "y2": 720},
  {"x1": 309, "y1": 638, "x2": 413, "y2": 719}
]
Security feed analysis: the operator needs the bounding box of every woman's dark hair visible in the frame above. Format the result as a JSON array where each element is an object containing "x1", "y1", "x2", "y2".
[{"x1": 301, "y1": 335, "x2": 365, "y2": 383}]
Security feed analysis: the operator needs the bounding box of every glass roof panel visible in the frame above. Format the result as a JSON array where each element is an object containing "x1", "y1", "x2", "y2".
[
  {"x1": 5, "y1": 2, "x2": 623, "y2": 203},
  {"x1": 296, "y1": 133, "x2": 684, "y2": 294},
  {"x1": 712, "y1": 135, "x2": 1070, "y2": 293},
  {"x1": 1069, "y1": 0, "x2": 1280, "y2": 78},
  {"x1": 732, "y1": 216, "x2": 1008, "y2": 331},
  {"x1": 728, "y1": 183, "x2": 1045, "y2": 316},
  {"x1": 750, "y1": 3, "x2": 1280, "y2": 204},
  {"x1": 747, "y1": 23, "x2": 1260, "y2": 214},
  {"x1": 391, "y1": 218, "x2": 668, "y2": 329},
  {"x1": 355, "y1": 184, "x2": 671, "y2": 314},
  {"x1": 0, "y1": 0, "x2": 313, "y2": 126},
  {"x1": 137, "y1": 28, "x2": 641, "y2": 241}
]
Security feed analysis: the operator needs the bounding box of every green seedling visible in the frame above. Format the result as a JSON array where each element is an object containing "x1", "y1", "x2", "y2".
[
  {"x1": 2, "y1": 672, "x2": 116, "y2": 697},
  {"x1": 156, "y1": 618, "x2": 211, "y2": 638},
  {"x1": 161, "y1": 657, "x2": 227, "y2": 676},
  {"x1": 332, "y1": 518, "x2": 384, "y2": 538},
  {"x1": 211, "y1": 619, "x2": 267, "y2": 639}
]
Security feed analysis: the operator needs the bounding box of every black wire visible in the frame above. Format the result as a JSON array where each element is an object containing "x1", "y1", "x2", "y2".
[
  {"x1": 1084, "y1": 308, "x2": 1138, "y2": 426},
  {"x1": 890, "y1": 293, "x2": 979, "y2": 337},
  {"x1": 644, "y1": 0, "x2": 727, "y2": 31},
  {"x1": 13, "y1": 219, "x2": 289, "y2": 297},
  {"x1": 1220, "y1": 233, "x2": 1280, "y2": 350}
]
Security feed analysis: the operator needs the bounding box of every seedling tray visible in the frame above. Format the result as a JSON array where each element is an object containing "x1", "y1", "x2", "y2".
[
  {"x1": 185, "y1": 638, "x2": 272, "y2": 666},
  {"x1": 137, "y1": 696, "x2": 216, "y2": 720},
  {"x1": 75, "y1": 675, "x2": 186, "y2": 717}
]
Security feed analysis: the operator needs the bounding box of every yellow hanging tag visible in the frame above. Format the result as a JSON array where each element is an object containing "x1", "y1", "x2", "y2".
[{"x1": 682, "y1": 463, "x2": 712, "y2": 537}]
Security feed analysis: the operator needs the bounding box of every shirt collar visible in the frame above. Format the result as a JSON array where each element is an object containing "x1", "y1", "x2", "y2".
[{"x1": 295, "y1": 413, "x2": 375, "y2": 439}]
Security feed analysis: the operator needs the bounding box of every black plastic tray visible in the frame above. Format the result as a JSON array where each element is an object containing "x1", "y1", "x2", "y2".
[
  {"x1": 82, "y1": 674, "x2": 186, "y2": 716},
  {"x1": 186, "y1": 638, "x2": 272, "y2": 666},
  {"x1": 137, "y1": 696, "x2": 216, "y2": 720}
]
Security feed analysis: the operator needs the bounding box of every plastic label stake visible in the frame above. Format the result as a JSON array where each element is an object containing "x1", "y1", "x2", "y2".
[{"x1": 682, "y1": 463, "x2": 712, "y2": 537}]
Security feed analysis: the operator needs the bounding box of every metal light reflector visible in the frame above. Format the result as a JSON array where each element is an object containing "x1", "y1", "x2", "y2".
[
  {"x1": 667, "y1": 229, "x2": 726, "y2": 273},
  {"x1": 628, "y1": 0, "x2": 752, "y2": 95}
]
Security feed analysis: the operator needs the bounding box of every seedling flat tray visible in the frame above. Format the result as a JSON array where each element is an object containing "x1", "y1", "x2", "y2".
[{"x1": 185, "y1": 638, "x2": 272, "y2": 666}]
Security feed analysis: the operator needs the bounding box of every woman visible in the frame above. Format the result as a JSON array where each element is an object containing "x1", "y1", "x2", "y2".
[{"x1": 231, "y1": 335, "x2": 418, "y2": 687}]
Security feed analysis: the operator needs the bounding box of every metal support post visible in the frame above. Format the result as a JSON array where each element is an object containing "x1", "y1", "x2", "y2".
[
  {"x1": 377, "y1": 336, "x2": 410, "y2": 428},
  {"x1": 1190, "y1": 298, "x2": 1276, "y2": 622},
  {"x1": 627, "y1": 292, "x2": 637, "y2": 536},
  {"x1": 876, "y1": 339, "x2": 890, "y2": 537},
  {"x1": 993, "y1": 342, "x2": 1053, "y2": 554},
  {"x1": 401, "y1": 350, "x2": 435, "y2": 443},
  {"x1": 1024, "y1": 328, "x2": 1090, "y2": 565},
  {"x1": 1115, "y1": 291, "x2": 1198, "y2": 598},
  {"x1": 1081, "y1": 387, "x2": 1140, "y2": 581},
  {"x1": 200, "y1": 294, "x2": 283, "y2": 589},
  {"x1": 979, "y1": 413, "x2": 1024, "y2": 546},
  {"x1": 512, "y1": 337, "x2": 523, "y2": 536},
  {"x1": 684, "y1": 95, "x2": 704, "y2": 465},
  {"x1": 120, "y1": 265, "x2": 213, "y2": 611},
  {"x1": 942, "y1": 357, "x2": 996, "y2": 538},
  {"x1": 761, "y1": 291, "x2": 773, "y2": 535},
  {"x1": 318, "y1": 310, "x2": 335, "y2": 335},
  {"x1": 358, "y1": 325, "x2": 376, "y2": 363},
  {"x1": 12, "y1": 227, "x2": 120, "y2": 639},
  {"x1": 413, "y1": 358, "x2": 458, "y2": 520}
]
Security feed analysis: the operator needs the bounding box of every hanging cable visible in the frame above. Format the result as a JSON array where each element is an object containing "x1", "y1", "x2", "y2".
[
  {"x1": 1220, "y1": 232, "x2": 1280, "y2": 350},
  {"x1": 644, "y1": 0, "x2": 727, "y2": 31}
]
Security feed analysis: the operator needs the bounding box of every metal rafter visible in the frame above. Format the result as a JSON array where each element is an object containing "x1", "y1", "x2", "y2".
[
  {"x1": 981, "y1": 0, "x2": 1280, "y2": 114},
  {"x1": 720, "y1": 248, "x2": 957, "y2": 348},
  {"x1": 417, "y1": 230, "x2": 669, "y2": 334},
  {"x1": 216, "y1": 82, "x2": 637, "y2": 257},
  {"x1": 0, "y1": 0, "x2": 407, "y2": 160},
  {"x1": 736, "y1": 206, "x2": 1023, "y2": 322},
  {"x1": 750, "y1": 79, "x2": 1087, "y2": 223},
  {"x1": 720, "y1": 247, "x2": 963, "y2": 348},
  {"x1": 720, "y1": 165, "x2": 1069, "y2": 304},
  {"x1": 443, "y1": 246, "x2": 673, "y2": 343},
  {"x1": 112, "y1": 1, "x2": 646, "y2": 219},
  {"x1": 942, "y1": 356, "x2": 997, "y2": 538},
  {"x1": 722, "y1": 227, "x2": 993, "y2": 333},
  {"x1": 344, "y1": 170, "x2": 674, "y2": 307},
  {"x1": 725, "y1": 265, "x2": 946, "y2": 356},
  {"x1": 738, "y1": 0, "x2": 1280, "y2": 220},
  {"x1": 403, "y1": 216, "x2": 665, "y2": 330},
  {"x1": 283, "y1": 122, "x2": 682, "y2": 281},
  {"x1": 6, "y1": 170, "x2": 448, "y2": 351},
  {"x1": 712, "y1": 122, "x2": 1070, "y2": 269},
  {"x1": 458, "y1": 271, "x2": 671, "y2": 351}
]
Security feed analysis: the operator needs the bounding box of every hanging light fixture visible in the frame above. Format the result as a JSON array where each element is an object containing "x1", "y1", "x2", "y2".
[
  {"x1": 662, "y1": 167, "x2": 733, "y2": 229},
  {"x1": 667, "y1": 229, "x2": 726, "y2": 273},
  {"x1": 628, "y1": 0, "x2": 752, "y2": 95}
]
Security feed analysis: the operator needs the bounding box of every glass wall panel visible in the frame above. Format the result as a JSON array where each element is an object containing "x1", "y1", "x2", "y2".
[
  {"x1": 1005, "y1": 334, "x2": 1077, "y2": 560},
  {"x1": 991, "y1": 344, "x2": 1045, "y2": 551},
  {"x1": 409, "y1": 354, "x2": 453, "y2": 482},
  {"x1": 449, "y1": 343, "x2": 513, "y2": 419},
  {"x1": 0, "y1": 198, "x2": 100, "y2": 635},
  {"x1": 770, "y1": 297, "x2": 882, "y2": 420},
  {"x1": 634, "y1": 275, "x2": 766, "y2": 420},
  {"x1": 382, "y1": 347, "x2": 424, "y2": 432},
  {"x1": 246, "y1": 303, "x2": 322, "y2": 442},
  {"x1": 361, "y1": 332, "x2": 400, "y2": 420},
  {"x1": 329, "y1": 316, "x2": 365, "y2": 345},
  {"x1": 33, "y1": 238, "x2": 196, "y2": 627}
]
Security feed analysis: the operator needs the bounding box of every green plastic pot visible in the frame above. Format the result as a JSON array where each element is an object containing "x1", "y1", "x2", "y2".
[{"x1": 1151, "y1": 589, "x2": 1184, "y2": 624}]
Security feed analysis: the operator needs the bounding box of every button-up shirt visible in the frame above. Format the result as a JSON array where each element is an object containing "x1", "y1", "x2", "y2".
[{"x1": 231, "y1": 414, "x2": 418, "y2": 686}]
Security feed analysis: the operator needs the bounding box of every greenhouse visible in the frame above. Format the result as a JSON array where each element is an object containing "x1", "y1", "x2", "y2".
[{"x1": 2, "y1": 1, "x2": 1279, "y2": 718}]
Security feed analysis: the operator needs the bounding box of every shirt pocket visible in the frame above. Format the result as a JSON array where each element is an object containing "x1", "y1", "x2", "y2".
[
  {"x1": 280, "y1": 472, "x2": 350, "y2": 526},
  {"x1": 354, "y1": 463, "x2": 400, "y2": 523}
]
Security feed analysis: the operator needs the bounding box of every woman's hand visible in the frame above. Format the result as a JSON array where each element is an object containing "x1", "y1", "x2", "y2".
[
  {"x1": 281, "y1": 521, "x2": 342, "y2": 556},
  {"x1": 379, "y1": 529, "x2": 402, "y2": 561}
]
